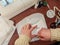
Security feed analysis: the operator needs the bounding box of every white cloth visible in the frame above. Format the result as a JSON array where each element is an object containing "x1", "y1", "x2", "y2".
[
  {"x1": 16, "y1": 13, "x2": 47, "y2": 42},
  {"x1": 0, "y1": 16, "x2": 15, "y2": 45}
]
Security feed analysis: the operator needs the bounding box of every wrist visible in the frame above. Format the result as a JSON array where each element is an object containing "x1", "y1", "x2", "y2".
[
  {"x1": 19, "y1": 34, "x2": 31, "y2": 41},
  {"x1": 21, "y1": 33, "x2": 31, "y2": 39}
]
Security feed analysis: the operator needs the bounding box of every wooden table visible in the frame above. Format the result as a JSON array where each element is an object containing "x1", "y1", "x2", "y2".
[{"x1": 9, "y1": 0, "x2": 60, "y2": 45}]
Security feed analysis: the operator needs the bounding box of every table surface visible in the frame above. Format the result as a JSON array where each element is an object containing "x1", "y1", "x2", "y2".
[{"x1": 9, "y1": 0, "x2": 60, "y2": 45}]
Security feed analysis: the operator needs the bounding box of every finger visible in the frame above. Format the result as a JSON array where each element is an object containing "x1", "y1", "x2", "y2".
[
  {"x1": 37, "y1": 34, "x2": 46, "y2": 41},
  {"x1": 30, "y1": 25, "x2": 37, "y2": 32},
  {"x1": 40, "y1": 38, "x2": 46, "y2": 41},
  {"x1": 26, "y1": 24, "x2": 31, "y2": 29},
  {"x1": 21, "y1": 27, "x2": 24, "y2": 30},
  {"x1": 31, "y1": 34, "x2": 37, "y2": 38},
  {"x1": 23, "y1": 24, "x2": 30, "y2": 29},
  {"x1": 37, "y1": 32, "x2": 45, "y2": 39},
  {"x1": 21, "y1": 25, "x2": 25, "y2": 30},
  {"x1": 22, "y1": 24, "x2": 27, "y2": 29}
]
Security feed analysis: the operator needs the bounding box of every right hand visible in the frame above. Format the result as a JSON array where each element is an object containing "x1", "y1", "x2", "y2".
[{"x1": 37, "y1": 28, "x2": 51, "y2": 41}]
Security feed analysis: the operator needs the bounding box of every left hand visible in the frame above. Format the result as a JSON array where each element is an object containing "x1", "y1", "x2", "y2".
[{"x1": 21, "y1": 24, "x2": 37, "y2": 39}]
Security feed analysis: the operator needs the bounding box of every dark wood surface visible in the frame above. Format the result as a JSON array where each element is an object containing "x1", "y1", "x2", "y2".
[{"x1": 9, "y1": 0, "x2": 60, "y2": 45}]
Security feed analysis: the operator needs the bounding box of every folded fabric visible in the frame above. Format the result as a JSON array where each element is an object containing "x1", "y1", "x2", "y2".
[{"x1": 0, "y1": 16, "x2": 15, "y2": 45}]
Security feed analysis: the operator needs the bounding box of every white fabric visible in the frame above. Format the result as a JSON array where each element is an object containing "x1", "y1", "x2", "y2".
[
  {"x1": 0, "y1": 16, "x2": 15, "y2": 45},
  {"x1": 0, "y1": 0, "x2": 38, "y2": 19},
  {"x1": 16, "y1": 13, "x2": 47, "y2": 42}
]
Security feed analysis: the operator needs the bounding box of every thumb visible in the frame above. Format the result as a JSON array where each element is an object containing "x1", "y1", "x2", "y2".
[
  {"x1": 37, "y1": 35, "x2": 46, "y2": 41},
  {"x1": 40, "y1": 37, "x2": 46, "y2": 41},
  {"x1": 30, "y1": 25, "x2": 37, "y2": 32},
  {"x1": 31, "y1": 34, "x2": 37, "y2": 38},
  {"x1": 34, "y1": 34, "x2": 46, "y2": 41},
  {"x1": 37, "y1": 33, "x2": 45, "y2": 40}
]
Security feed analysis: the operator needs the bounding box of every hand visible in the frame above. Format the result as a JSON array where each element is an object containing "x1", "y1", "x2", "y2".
[
  {"x1": 37, "y1": 28, "x2": 51, "y2": 41},
  {"x1": 21, "y1": 24, "x2": 37, "y2": 39}
]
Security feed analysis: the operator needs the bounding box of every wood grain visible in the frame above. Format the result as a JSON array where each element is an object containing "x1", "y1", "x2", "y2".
[{"x1": 9, "y1": 0, "x2": 60, "y2": 45}]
